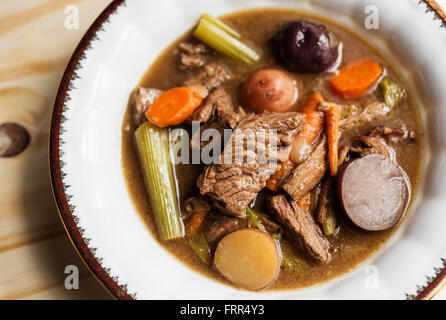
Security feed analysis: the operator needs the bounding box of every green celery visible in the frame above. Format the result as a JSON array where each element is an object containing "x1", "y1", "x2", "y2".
[
  {"x1": 201, "y1": 14, "x2": 241, "y2": 39},
  {"x1": 189, "y1": 232, "x2": 212, "y2": 265},
  {"x1": 194, "y1": 18, "x2": 259, "y2": 65},
  {"x1": 380, "y1": 77, "x2": 405, "y2": 110},
  {"x1": 134, "y1": 122, "x2": 184, "y2": 240},
  {"x1": 322, "y1": 203, "x2": 338, "y2": 236}
]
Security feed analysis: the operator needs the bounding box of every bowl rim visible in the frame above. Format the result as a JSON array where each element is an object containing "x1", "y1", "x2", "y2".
[{"x1": 49, "y1": 0, "x2": 446, "y2": 300}]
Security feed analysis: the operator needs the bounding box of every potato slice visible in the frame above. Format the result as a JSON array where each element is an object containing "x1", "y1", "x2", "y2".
[{"x1": 214, "y1": 228, "x2": 281, "y2": 290}]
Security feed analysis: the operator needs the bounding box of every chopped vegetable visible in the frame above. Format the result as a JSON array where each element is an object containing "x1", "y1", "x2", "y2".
[
  {"x1": 290, "y1": 93, "x2": 325, "y2": 164},
  {"x1": 134, "y1": 122, "x2": 184, "y2": 240},
  {"x1": 247, "y1": 207, "x2": 267, "y2": 232},
  {"x1": 241, "y1": 69, "x2": 298, "y2": 113},
  {"x1": 214, "y1": 228, "x2": 280, "y2": 290},
  {"x1": 330, "y1": 60, "x2": 383, "y2": 100},
  {"x1": 310, "y1": 185, "x2": 321, "y2": 212},
  {"x1": 322, "y1": 202, "x2": 337, "y2": 236},
  {"x1": 189, "y1": 232, "x2": 212, "y2": 265},
  {"x1": 201, "y1": 14, "x2": 241, "y2": 39},
  {"x1": 337, "y1": 153, "x2": 410, "y2": 231},
  {"x1": 380, "y1": 77, "x2": 405, "y2": 110},
  {"x1": 265, "y1": 160, "x2": 295, "y2": 192},
  {"x1": 187, "y1": 210, "x2": 207, "y2": 234},
  {"x1": 270, "y1": 20, "x2": 339, "y2": 73},
  {"x1": 324, "y1": 104, "x2": 341, "y2": 176},
  {"x1": 340, "y1": 104, "x2": 357, "y2": 119},
  {"x1": 145, "y1": 87, "x2": 203, "y2": 127},
  {"x1": 297, "y1": 192, "x2": 311, "y2": 212},
  {"x1": 247, "y1": 208, "x2": 283, "y2": 240},
  {"x1": 194, "y1": 16, "x2": 259, "y2": 65}
]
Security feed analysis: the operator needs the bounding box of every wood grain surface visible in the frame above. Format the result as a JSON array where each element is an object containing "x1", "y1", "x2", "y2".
[{"x1": 0, "y1": 0, "x2": 444, "y2": 300}]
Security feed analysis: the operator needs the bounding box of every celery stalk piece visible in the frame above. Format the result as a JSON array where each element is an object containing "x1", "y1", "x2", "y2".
[
  {"x1": 322, "y1": 203, "x2": 337, "y2": 236},
  {"x1": 134, "y1": 122, "x2": 184, "y2": 240},
  {"x1": 201, "y1": 14, "x2": 241, "y2": 39},
  {"x1": 247, "y1": 207, "x2": 267, "y2": 232},
  {"x1": 194, "y1": 19, "x2": 259, "y2": 65},
  {"x1": 189, "y1": 232, "x2": 212, "y2": 265}
]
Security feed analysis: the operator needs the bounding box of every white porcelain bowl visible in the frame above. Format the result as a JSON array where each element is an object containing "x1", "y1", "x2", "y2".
[{"x1": 50, "y1": 0, "x2": 446, "y2": 299}]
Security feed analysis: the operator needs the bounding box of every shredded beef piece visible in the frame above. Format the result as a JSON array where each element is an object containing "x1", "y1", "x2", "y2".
[
  {"x1": 188, "y1": 86, "x2": 246, "y2": 128},
  {"x1": 283, "y1": 136, "x2": 327, "y2": 201},
  {"x1": 178, "y1": 42, "x2": 207, "y2": 70},
  {"x1": 188, "y1": 87, "x2": 247, "y2": 154},
  {"x1": 185, "y1": 63, "x2": 232, "y2": 91},
  {"x1": 269, "y1": 194, "x2": 331, "y2": 262}
]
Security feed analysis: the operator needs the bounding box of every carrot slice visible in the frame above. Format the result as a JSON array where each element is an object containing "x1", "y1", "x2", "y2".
[
  {"x1": 297, "y1": 192, "x2": 311, "y2": 212},
  {"x1": 330, "y1": 60, "x2": 383, "y2": 100},
  {"x1": 325, "y1": 105, "x2": 341, "y2": 176},
  {"x1": 146, "y1": 87, "x2": 203, "y2": 127}
]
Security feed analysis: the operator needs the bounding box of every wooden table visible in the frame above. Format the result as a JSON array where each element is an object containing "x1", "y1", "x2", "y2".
[{"x1": 0, "y1": 0, "x2": 444, "y2": 300}]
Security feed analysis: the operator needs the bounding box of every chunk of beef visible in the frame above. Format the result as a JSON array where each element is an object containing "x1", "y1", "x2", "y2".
[
  {"x1": 198, "y1": 112, "x2": 306, "y2": 218},
  {"x1": 283, "y1": 135, "x2": 327, "y2": 201},
  {"x1": 269, "y1": 194, "x2": 331, "y2": 262},
  {"x1": 357, "y1": 135, "x2": 395, "y2": 161},
  {"x1": 188, "y1": 86, "x2": 247, "y2": 128},
  {"x1": 131, "y1": 87, "x2": 163, "y2": 126},
  {"x1": 189, "y1": 87, "x2": 248, "y2": 153},
  {"x1": 178, "y1": 42, "x2": 208, "y2": 70},
  {"x1": 179, "y1": 42, "x2": 208, "y2": 55},
  {"x1": 203, "y1": 211, "x2": 246, "y2": 248},
  {"x1": 184, "y1": 197, "x2": 212, "y2": 219},
  {"x1": 180, "y1": 54, "x2": 206, "y2": 70},
  {"x1": 356, "y1": 125, "x2": 407, "y2": 161},
  {"x1": 185, "y1": 63, "x2": 231, "y2": 91},
  {"x1": 368, "y1": 125, "x2": 406, "y2": 142},
  {"x1": 190, "y1": 117, "x2": 225, "y2": 152},
  {"x1": 339, "y1": 102, "x2": 389, "y2": 132},
  {"x1": 339, "y1": 125, "x2": 408, "y2": 164}
]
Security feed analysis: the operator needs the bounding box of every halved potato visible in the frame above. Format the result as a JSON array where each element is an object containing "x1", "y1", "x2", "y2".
[{"x1": 214, "y1": 228, "x2": 281, "y2": 290}]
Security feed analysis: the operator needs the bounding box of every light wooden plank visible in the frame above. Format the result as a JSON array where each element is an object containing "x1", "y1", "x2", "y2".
[
  {"x1": 0, "y1": 235, "x2": 109, "y2": 299},
  {"x1": 0, "y1": 0, "x2": 112, "y2": 300},
  {"x1": 0, "y1": 0, "x2": 444, "y2": 300}
]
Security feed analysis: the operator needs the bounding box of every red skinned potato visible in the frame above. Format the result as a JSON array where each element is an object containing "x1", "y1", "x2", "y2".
[
  {"x1": 337, "y1": 154, "x2": 411, "y2": 231},
  {"x1": 214, "y1": 228, "x2": 281, "y2": 290},
  {"x1": 241, "y1": 69, "x2": 298, "y2": 113}
]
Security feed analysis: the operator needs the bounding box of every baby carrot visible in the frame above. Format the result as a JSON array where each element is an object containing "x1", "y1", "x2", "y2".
[
  {"x1": 146, "y1": 87, "x2": 203, "y2": 127},
  {"x1": 325, "y1": 105, "x2": 341, "y2": 176},
  {"x1": 187, "y1": 210, "x2": 208, "y2": 234},
  {"x1": 299, "y1": 93, "x2": 325, "y2": 144},
  {"x1": 330, "y1": 60, "x2": 383, "y2": 100},
  {"x1": 289, "y1": 93, "x2": 325, "y2": 164}
]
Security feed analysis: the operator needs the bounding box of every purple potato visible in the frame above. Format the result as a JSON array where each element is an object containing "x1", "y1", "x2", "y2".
[{"x1": 271, "y1": 20, "x2": 339, "y2": 74}]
